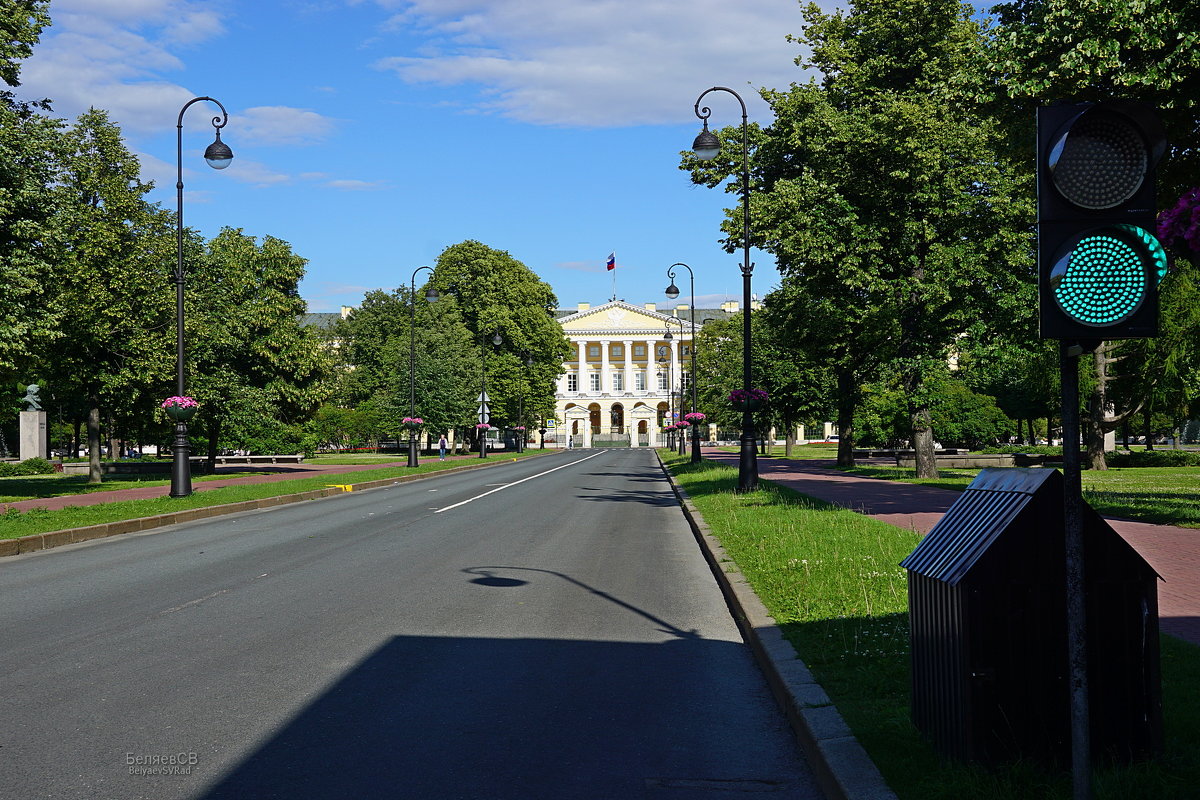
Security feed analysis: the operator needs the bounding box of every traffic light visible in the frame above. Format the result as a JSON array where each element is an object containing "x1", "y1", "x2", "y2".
[{"x1": 1037, "y1": 102, "x2": 1168, "y2": 340}]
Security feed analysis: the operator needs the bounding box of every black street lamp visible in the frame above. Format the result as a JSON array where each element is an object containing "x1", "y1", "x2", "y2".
[
  {"x1": 657, "y1": 343, "x2": 676, "y2": 450},
  {"x1": 666, "y1": 262, "x2": 702, "y2": 463},
  {"x1": 479, "y1": 328, "x2": 502, "y2": 458},
  {"x1": 692, "y1": 86, "x2": 757, "y2": 492},
  {"x1": 408, "y1": 265, "x2": 438, "y2": 467},
  {"x1": 171, "y1": 96, "x2": 232, "y2": 499}
]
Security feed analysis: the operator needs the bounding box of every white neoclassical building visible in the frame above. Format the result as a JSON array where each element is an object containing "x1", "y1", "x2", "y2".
[{"x1": 551, "y1": 299, "x2": 739, "y2": 448}]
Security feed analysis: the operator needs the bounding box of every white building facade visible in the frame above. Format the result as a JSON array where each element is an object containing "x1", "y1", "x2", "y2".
[{"x1": 553, "y1": 300, "x2": 720, "y2": 448}]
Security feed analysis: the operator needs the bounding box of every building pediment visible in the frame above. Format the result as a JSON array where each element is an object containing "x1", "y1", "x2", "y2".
[{"x1": 559, "y1": 300, "x2": 685, "y2": 334}]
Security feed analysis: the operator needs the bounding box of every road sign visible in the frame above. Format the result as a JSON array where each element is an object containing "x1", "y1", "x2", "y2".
[
  {"x1": 476, "y1": 391, "x2": 490, "y2": 403},
  {"x1": 478, "y1": 412, "x2": 490, "y2": 424}
]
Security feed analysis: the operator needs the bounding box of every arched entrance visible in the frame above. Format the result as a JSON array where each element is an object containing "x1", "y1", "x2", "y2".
[
  {"x1": 610, "y1": 403, "x2": 625, "y2": 434},
  {"x1": 588, "y1": 404, "x2": 601, "y2": 434}
]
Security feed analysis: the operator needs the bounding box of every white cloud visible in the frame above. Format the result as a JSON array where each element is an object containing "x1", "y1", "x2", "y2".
[
  {"x1": 238, "y1": 106, "x2": 338, "y2": 146},
  {"x1": 324, "y1": 179, "x2": 388, "y2": 190},
  {"x1": 18, "y1": 0, "x2": 225, "y2": 131},
  {"x1": 371, "y1": 0, "x2": 828, "y2": 127}
]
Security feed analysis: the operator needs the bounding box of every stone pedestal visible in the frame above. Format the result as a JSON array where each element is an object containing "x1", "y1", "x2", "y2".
[{"x1": 19, "y1": 410, "x2": 48, "y2": 461}]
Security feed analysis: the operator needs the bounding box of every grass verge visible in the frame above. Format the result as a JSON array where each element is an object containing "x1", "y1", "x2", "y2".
[
  {"x1": 835, "y1": 463, "x2": 1200, "y2": 528},
  {"x1": 661, "y1": 452, "x2": 1200, "y2": 800},
  {"x1": 0, "y1": 451, "x2": 549, "y2": 539}
]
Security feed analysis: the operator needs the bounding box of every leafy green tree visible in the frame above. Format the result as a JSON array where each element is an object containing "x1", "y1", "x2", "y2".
[
  {"x1": 686, "y1": 0, "x2": 1031, "y2": 475},
  {"x1": 187, "y1": 228, "x2": 333, "y2": 466},
  {"x1": 695, "y1": 305, "x2": 833, "y2": 453},
  {"x1": 427, "y1": 240, "x2": 570, "y2": 447},
  {"x1": 0, "y1": 0, "x2": 48, "y2": 89},
  {"x1": 40, "y1": 108, "x2": 176, "y2": 482},
  {"x1": 987, "y1": 0, "x2": 1200, "y2": 465},
  {"x1": 0, "y1": 0, "x2": 58, "y2": 382}
]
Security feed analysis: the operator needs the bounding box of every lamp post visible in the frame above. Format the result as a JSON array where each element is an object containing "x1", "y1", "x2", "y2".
[
  {"x1": 171, "y1": 96, "x2": 232, "y2": 499},
  {"x1": 666, "y1": 262, "x2": 701, "y2": 463},
  {"x1": 692, "y1": 86, "x2": 757, "y2": 492},
  {"x1": 479, "y1": 327, "x2": 502, "y2": 458},
  {"x1": 658, "y1": 346, "x2": 675, "y2": 450},
  {"x1": 408, "y1": 265, "x2": 438, "y2": 467}
]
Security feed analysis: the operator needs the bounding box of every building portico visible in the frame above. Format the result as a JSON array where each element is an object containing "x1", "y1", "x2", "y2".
[{"x1": 553, "y1": 300, "x2": 724, "y2": 447}]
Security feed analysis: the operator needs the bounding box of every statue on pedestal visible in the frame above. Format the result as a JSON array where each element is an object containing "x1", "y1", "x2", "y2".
[{"x1": 22, "y1": 384, "x2": 42, "y2": 411}]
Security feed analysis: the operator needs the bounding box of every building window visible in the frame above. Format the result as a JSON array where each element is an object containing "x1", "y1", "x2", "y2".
[
  {"x1": 635, "y1": 371, "x2": 647, "y2": 391},
  {"x1": 657, "y1": 372, "x2": 668, "y2": 391},
  {"x1": 588, "y1": 345, "x2": 600, "y2": 358},
  {"x1": 612, "y1": 345, "x2": 623, "y2": 358},
  {"x1": 634, "y1": 344, "x2": 646, "y2": 357},
  {"x1": 589, "y1": 372, "x2": 602, "y2": 392},
  {"x1": 682, "y1": 345, "x2": 691, "y2": 357},
  {"x1": 567, "y1": 373, "x2": 578, "y2": 392},
  {"x1": 612, "y1": 372, "x2": 624, "y2": 392}
]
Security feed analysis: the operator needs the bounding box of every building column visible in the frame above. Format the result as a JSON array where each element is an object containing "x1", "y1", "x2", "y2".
[
  {"x1": 600, "y1": 339, "x2": 610, "y2": 398},
  {"x1": 622, "y1": 339, "x2": 634, "y2": 398}
]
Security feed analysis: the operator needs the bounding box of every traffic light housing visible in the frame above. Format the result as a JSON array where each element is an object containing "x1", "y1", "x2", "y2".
[{"x1": 1037, "y1": 102, "x2": 1168, "y2": 340}]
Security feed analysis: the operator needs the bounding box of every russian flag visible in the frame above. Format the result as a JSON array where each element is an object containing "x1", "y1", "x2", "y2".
[{"x1": 606, "y1": 252, "x2": 616, "y2": 271}]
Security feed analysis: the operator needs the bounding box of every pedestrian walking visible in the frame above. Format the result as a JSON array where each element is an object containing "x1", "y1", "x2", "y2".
[{"x1": 438, "y1": 435, "x2": 448, "y2": 461}]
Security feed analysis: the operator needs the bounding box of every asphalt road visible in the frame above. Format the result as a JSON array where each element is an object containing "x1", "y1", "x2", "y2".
[{"x1": 0, "y1": 449, "x2": 823, "y2": 799}]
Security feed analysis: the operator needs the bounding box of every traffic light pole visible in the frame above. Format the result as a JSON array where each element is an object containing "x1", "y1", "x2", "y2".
[{"x1": 1060, "y1": 341, "x2": 1092, "y2": 800}]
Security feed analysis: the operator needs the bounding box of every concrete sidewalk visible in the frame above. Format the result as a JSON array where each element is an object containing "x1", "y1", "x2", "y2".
[{"x1": 707, "y1": 453, "x2": 1200, "y2": 647}]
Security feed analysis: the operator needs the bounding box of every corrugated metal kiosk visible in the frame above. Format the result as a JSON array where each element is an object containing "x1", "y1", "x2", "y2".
[{"x1": 900, "y1": 468, "x2": 1161, "y2": 765}]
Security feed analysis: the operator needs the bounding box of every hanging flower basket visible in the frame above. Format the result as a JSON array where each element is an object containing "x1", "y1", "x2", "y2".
[
  {"x1": 401, "y1": 416, "x2": 424, "y2": 432},
  {"x1": 684, "y1": 412, "x2": 706, "y2": 424},
  {"x1": 161, "y1": 395, "x2": 198, "y2": 422},
  {"x1": 729, "y1": 388, "x2": 768, "y2": 412}
]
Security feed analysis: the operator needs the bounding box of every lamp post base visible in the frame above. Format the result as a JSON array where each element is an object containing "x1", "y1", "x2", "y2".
[
  {"x1": 407, "y1": 435, "x2": 419, "y2": 468},
  {"x1": 691, "y1": 430, "x2": 702, "y2": 463},
  {"x1": 736, "y1": 411, "x2": 758, "y2": 493},
  {"x1": 169, "y1": 422, "x2": 192, "y2": 498}
]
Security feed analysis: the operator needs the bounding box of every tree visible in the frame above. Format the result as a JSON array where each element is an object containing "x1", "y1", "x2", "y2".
[
  {"x1": 188, "y1": 228, "x2": 333, "y2": 466},
  {"x1": 695, "y1": 305, "x2": 833, "y2": 453},
  {"x1": 685, "y1": 0, "x2": 1032, "y2": 475},
  {"x1": 0, "y1": 0, "x2": 58, "y2": 382},
  {"x1": 426, "y1": 240, "x2": 570, "y2": 447},
  {"x1": 988, "y1": 0, "x2": 1200, "y2": 466},
  {"x1": 0, "y1": 0, "x2": 48, "y2": 89},
  {"x1": 41, "y1": 108, "x2": 176, "y2": 482}
]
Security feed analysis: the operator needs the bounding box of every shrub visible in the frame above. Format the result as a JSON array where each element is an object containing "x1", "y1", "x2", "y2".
[
  {"x1": 0, "y1": 457, "x2": 56, "y2": 477},
  {"x1": 981, "y1": 445, "x2": 1065, "y2": 456},
  {"x1": 1108, "y1": 449, "x2": 1200, "y2": 468}
]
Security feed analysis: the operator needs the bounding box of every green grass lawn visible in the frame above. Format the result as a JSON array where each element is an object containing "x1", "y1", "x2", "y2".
[
  {"x1": 662, "y1": 452, "x2": 1200, "y2": 800},
  {"x1": 0, "y1": 470, "x2": 272, "y2": 503},
  {"x1": 0, "y1": 450, "x2": 550, "y2": 538},
  {"x1": 833, "y1": 463, "x2": 1200, "y2": 528}
]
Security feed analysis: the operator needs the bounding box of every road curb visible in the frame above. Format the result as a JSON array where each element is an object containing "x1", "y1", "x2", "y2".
[
  {"x1": 658, "y1": 454, "x2": 897, "y2": 800},
  {"x1": 1, "y1": 452, "x2": 556, "y2": 558}
]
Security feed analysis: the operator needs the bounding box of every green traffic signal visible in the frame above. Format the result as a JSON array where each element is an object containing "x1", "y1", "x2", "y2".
[{"x1": 1050, "y1": 225, "x2": 1167, "y2": 327}]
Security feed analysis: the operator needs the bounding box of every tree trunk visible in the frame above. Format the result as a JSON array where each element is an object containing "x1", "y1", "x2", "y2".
[
  {"x1": 87, "y1": 405, "x2": 102, "y2": 484},
  {"x1": 106, "y1": 414, "x2": 117, "y2": 464},
  {"x1": 910, "y1": 405, "x2": 939, "y2": 478},
  {"x1": 1084, "y1": 349, "x2": 1107, "y2": 470},
  {"x1": 207, "y1": 418, "x2": 221, "y2": 473},
  {"x1": 73, "y1": 418, "x2": 82, "y2": 458},
  {"x1": 1143, "y1": 405, "x2": 1154, "y2": 450},
  {"x1": 835, "y1": 369, "x2": 856, "y2": 468},
  {"x1": 785, "y1": 418, "x2": 795, "y2": 458}
]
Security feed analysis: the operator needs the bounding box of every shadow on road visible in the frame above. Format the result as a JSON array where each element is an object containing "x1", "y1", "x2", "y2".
[{"x1": 197, "y1": 634, "x2": 808, "y2": 799}]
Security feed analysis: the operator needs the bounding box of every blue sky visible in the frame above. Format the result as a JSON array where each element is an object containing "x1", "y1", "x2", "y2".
[{"x1": 17, "y1": 0, "x2": 840, "y2": 312}]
